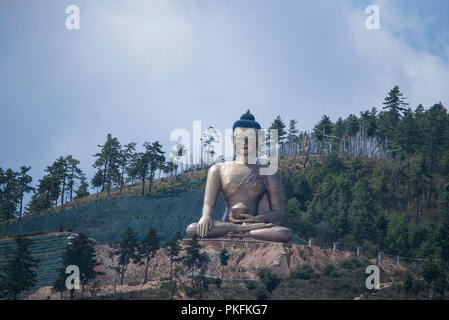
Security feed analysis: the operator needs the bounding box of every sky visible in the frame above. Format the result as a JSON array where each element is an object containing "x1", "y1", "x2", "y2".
[{"x1": 1, "y1": 0, "x2": 449, "y2": 197}]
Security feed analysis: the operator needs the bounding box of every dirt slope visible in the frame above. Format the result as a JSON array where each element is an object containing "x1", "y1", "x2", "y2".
[{"x1": 27, "y1": 239, "x2": 357, "y2": 299}]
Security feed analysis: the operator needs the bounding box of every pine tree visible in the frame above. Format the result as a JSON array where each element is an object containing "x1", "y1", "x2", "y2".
[
  {"x1": 345, "y1": 114, "x2": 359, "y2": 137},
  {"x1": 165, "y1": 232, "x2": 182, "y2": 281},
  {"x1": 93, "y1": 134, "x2": 122, "y2": 197},
  {"x1": 46, "y1": 156, "x2": 69, "y2": 206},
  {"x1": 113, "y1": 227, "x2": 140, "y2": 285},
  {"x1": 282, "y1": 197, "x2": 303, "y2": 233},
  {"x1": 332, "y1": 117, "x2": 346, "y2": 139},
  {"x1": 359, "y1": 108, "x2": 378, "y2": 137},
  {"x1": 411, "y1": 155, "x2": 427, "y2": 223},
  {"x1": 349, "y1": 178, "x2": 379, "y2": 244},
  {"x1": 378, "y1": 86, "x2": 409, "y2": 143},
  {"x1": 286, "y1": 119, "x2": 299, "y2": 155},
  {"x1": 146, "y1": 141, "x2": 165, "y2": 193},
  {"x1": 50, "y1": 266, "x2": 67, "y2": 300},
  {"x1": 313, "y1": 115, "x2": 333, "y2": 141},
  {"x1": 219, "y1": 248, "x2": 230, "y2": 280},
  {"x1": 287, "y1": 119, "x2": 299, "y2": 143},
  {"x1": 36, "y1": 174, "x2": 60, "y2": 209},
  {"x1": 91, "y1": 169, "x2": 104, "y2": 200},
  {"x1": 436, "y1": 218, "x2": 449, "y2": 266},
  {"x1": 51, "y1": 233, "x2": 101, "y2": 298},
  {"x1": 397, "y1": 108, "x2": 420, "y2": 154},
  {"x1": 163, "y1": 161, "x2": 175, "y2": 178},
  {"x1": 26, "y1": 193, "x2": 47, "y2": 213},
  {"x1": 65, "y1": 155, "x2": 82, "y2": 203},
  {"x1": 140, "y1": 228, "x2": 160, "y2": 284},
  {"x1": 269, "y1": 115, "x2": 287, "y2": 144},
  {"x1": 0, "y1": 169, "x2": 20, "y2": 221},
  {"x1": 382, "y1": 85, "x2": 409, "y2": 114},
  {"x1": 421, "y1": 103, "x2": 449, "y2": 214},
  {"x1": 16, "y1": 166, "x2": 34, "y2": 220},
  {"x1": 183, "y1": 235, "x2": 204, "y2": 286},
  {"x1": 421, "y1": 260, "x2": 443, "y2": 299},
  {"x1": 129, "y1": 151, "x2": 150, "y2": 196},
  {"x1": 0, "y1": 236, "x2": 39, "y2": 300},
  {"x1": 385, "y1": 215, "x2": 410, "y2": 256},
  {"x1": 119, "y1": 142, "x2": 137, "y2": 193},
  {"x1": 74, "y1": 174, "x2": 89, "y2": 199}
]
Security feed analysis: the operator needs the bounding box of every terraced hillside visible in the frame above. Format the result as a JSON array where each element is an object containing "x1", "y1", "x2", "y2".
[
  {"x1": 0, "y1": 159, "x2": 311, "y2": 246},
  {"x1": 0, "y1": 188, "x2": 227, "y2": 244},
  {"x1": 0, "y1": 233, "x2": 71, "y2": 297},
  {"x1": 0, "y1": 189, "x2": 307, "y2": 246}
]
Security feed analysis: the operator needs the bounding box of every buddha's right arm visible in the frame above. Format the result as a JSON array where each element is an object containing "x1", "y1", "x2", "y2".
[
  {"x1": 198, "y1": 165, "x2": 221, "y2": 237},
  {"x1": 201, "y1": 164, "x2": 221, "y2": 219}
]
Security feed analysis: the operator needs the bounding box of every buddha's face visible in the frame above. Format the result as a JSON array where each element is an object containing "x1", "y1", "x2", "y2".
[{"x1": 232, "y1": 127, "x2": 258, "y2": 160}]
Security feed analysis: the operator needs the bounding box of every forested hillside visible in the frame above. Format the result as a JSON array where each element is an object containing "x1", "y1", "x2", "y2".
[{"x1": 1, "y1": 86, "x2": 449, "y2": 265}]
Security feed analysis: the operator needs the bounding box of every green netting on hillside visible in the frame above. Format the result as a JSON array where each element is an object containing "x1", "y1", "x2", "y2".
[
  {"x1": 290, "y1": 234, "x2": 308, "y2": 245},
  {"x1": 0, "y1": 233, "x2": 70, "y2": 298},
  {"x1": 0, "y1": 188, "x2": 225, "y2": 244}
]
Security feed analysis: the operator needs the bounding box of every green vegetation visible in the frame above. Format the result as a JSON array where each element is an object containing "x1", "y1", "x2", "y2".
[
  {"x1": 112, "y1": 227, "x2": 141, "y2": 285},
  {"x1": 52, "y1": 233, "x2": 101, "y2": 299},
  {"x1": 248, "y1": 268, "x2": 281, "y2": 300},
  {"x1": 95, "y1": 256, "x2": 448, "y2": 300},
  {"x1": 183, "y1": 235, "x2": 207, "y2": 286},
  {"x1": 0, "y1": 188, "x2": 225, "y2": 244},
  {"x1": 27, "y1": 155, "x2": 86, "y2": 213},
  {"x1": 0, "y1": 233, "x2": 70, "y2": 297},
  {"x1": 0, "y1": 236, "x2": 39, "y2": 299},
  {"x1": 280, "y1": 152, "x2": 449, "y2": 262},
  {"x1": 277, "y1": 87, "x2": 449, "y2": 262},
  {"x1": 140, "y1": 228, "x2": 160, "y2": 284},
  {"x1": 0, "y1": 167, "x2": 34, "y2": 222},
  {"x1": 2, "y1": 85, "x2": 449, "y2": 299},
  {"x1": 165, "y1": 232, "x2": 182, "y2": 282},
  {"x1": 219, "y1": 248, "x2": 230, "y2": 280}
]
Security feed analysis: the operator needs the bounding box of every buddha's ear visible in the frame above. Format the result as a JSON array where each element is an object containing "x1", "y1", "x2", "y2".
[
  {"x1": 232, "y1": 133, "x2": 236, "y2": 158},
  {"x1": 255, "y1": 129, "x2": 259, "y2": 149}
]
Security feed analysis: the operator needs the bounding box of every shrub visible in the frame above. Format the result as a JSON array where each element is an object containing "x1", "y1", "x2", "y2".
[
  {"x1": 256, "y1": 268, "x2": 281, "y2": 293},
  {"x1": 246, "y1": 280, "x2": 257, "y2": 291},
  {"x1": 254, "y1": 285, "x2": 269, "y2": 300},
  {"x1": 321, "y1": 264, "x2": 337, "y2": 276},
  {"x1": 338, "y1": 257, "x2": 361, "y2": 270},
  {"x1": 290, "y1": 264, "x2": 318, "y2": 280},
  {"x1": 214, "y1": 277, "x2": 222, "y2": 288}
]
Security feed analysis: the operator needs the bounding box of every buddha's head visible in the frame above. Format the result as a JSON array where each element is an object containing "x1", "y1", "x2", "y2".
[{"x1": 232, "y1": 109, "x2": 261, "y2": 162}]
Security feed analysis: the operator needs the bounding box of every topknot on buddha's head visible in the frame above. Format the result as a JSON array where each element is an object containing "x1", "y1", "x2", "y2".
[{"x1": 232, "y1": 109, "x2": 261, "y2": 132}]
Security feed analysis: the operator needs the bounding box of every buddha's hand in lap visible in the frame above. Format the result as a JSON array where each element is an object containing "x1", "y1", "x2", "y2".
[
  {"x1": 236, "y1": 222, "x2": 274, "y2": 233},
  {"x1": 197, "y1": 216, "x2": 213, "y2": 237},
  {"x1": 229, "y1": 212, "x2": 260, "y2": 224}
]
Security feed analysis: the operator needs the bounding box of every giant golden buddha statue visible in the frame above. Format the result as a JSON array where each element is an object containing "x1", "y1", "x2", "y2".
[{"x1": 186, "y1": 110, "x2": 292, "y2": 243}]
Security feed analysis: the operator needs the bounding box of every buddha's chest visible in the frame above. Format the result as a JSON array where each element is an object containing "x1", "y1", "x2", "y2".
[{"x1": 220, "y1": 166, "x2": 266, "y2": 198}]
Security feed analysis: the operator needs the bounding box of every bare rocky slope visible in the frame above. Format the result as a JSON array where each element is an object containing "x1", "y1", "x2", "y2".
[{"x1": 27, "y1": 239, "x2": 403, "y2": 300}]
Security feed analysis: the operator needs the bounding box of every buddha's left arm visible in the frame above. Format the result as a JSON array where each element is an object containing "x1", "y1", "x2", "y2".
[{"x1": 254, "y1": 171, "x2": 284, "y2": 223}]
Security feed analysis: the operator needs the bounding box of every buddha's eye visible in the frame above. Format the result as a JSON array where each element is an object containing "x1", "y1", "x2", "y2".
[{"x1": 234, "y1": 135, "x2": 245, "y2": 143}]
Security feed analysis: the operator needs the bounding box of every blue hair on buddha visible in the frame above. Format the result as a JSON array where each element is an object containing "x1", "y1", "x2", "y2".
[{"x1": 232, "y1": 109, "x2": 261, "y2": 132}]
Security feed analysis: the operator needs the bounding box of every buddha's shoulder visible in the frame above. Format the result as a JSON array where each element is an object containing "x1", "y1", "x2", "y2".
[
  {"x1": 208, "y1": 162, "x2": 239, "y2": 172},
  {"x1": 212, "y1": 162, "x2": 269, "y2": 171},
  {"x1": 207, "y1": 163, "x2": 224, "y2": 176}
]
